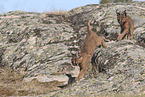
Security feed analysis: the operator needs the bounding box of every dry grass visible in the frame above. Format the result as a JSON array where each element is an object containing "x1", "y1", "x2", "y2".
[
  {"x1": 43, "y1": 9, "x2": 67, "y2": 16},
  {"x1": 0, "y1": 66, "x2": 63, "y2": 96},
  {"x1": 41, "y1": 9, "x2": 68, "y2": 24}
]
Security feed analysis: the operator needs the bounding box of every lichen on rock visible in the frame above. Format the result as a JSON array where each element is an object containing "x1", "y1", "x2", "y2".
[{"x1": 0, "y1": 1, "x2": 145, "y2": 97}]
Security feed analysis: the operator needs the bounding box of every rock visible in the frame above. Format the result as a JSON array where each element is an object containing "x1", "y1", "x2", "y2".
[
  {"x1": 0, "y1": 1, "x2": 145, "y2": 97},
  {"x1": 0, "y1": 11, "x2": 75, "y2": 85},
  {"x1": 47, "y1": 40, "x2": 145, "y2": 96}
]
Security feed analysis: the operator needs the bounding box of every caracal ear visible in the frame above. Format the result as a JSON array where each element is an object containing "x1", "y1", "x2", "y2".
[
  {"x1": 123, "y1": 10, "x2": 127, "y2": 17},
  {"x1": 116, "y1": 9, "x2": 120, "y2": 16}
]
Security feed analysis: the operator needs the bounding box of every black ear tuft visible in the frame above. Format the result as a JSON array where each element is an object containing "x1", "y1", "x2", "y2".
[
  {"x1": 124, "y1": 10, "x2": 126, "y2": 13},
  {"x1": 124, "y1": 10, "x2": 127, "y2": 17},
  {"x1": 116, "y1": 9, "x2": 120, "y2": 16}
]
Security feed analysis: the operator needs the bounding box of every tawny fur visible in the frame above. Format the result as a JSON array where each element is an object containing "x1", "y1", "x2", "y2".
[
  {"x1": 116, "y1": 10, "x2": 134, "y2": 41},
  {"x1": 71, "y1": 20, "x2": 107, "y2": 82}
]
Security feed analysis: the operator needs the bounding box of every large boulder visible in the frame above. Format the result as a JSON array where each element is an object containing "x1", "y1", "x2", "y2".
[
  {"x1": 0, "y1": 1, "x2": 145, "y2": 96},
  {"x1": 0, "y1": 11, "x2": 76, "y2": 84},
  {"x1": 47, "y1": 40, "x2": 145, "y2": 96},
  {"x1": 45, "y1": 2, "x2": 145, "y2": 96}
]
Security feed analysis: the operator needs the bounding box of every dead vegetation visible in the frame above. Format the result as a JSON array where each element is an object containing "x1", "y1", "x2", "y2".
[
  {"x1": 42, "y1": 10, "x2": 67, "y2": 24},
  {"x1": 0, "y1": 66, "x2": 63, "y2": 96}
]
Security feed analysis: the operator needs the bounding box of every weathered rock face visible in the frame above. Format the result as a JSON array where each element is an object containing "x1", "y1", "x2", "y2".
[
  {"x1": 0, "y1": 11, "x2": 75, "y2": 83},
  {"x1": 47, "y1": 41, "x2": 145, "y2": 97},
  {"x1": 0, "y1": 1, "x2": 145, "y2": 96}
]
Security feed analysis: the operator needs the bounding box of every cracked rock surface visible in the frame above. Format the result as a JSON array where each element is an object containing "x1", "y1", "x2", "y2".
[{"x1": 0, "y1": 1, "x2": 145, "y2": 96}]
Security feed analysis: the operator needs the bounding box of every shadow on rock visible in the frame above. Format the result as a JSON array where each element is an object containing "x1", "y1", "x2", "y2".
[{"x1": 57, "y1": 74, "x2": 76, "y2": 88}]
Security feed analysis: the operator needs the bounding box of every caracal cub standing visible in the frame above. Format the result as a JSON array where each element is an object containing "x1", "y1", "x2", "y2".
[{"x1": 116, "y1": 10, "x2": 134, "y2": 40}]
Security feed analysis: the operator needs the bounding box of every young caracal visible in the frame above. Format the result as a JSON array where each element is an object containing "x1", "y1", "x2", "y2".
[
  {"x1": 71, "y1": 20, "x2": 107, "y2": 82},
  {"x1": 116, "y1": 10, "x2": 134, "y2": 40}
]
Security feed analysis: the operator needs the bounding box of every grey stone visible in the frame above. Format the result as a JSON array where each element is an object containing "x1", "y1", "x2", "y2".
[{"x1": 0, "y1": 1, "x2": 145, "y2": 97}]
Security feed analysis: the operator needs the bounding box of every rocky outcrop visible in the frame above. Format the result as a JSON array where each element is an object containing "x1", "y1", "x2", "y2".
[
  {"x1": 0, "y1": 1, "x2": 145, "y2": 96},
  {"x1": 47, "y1": 40, "x2": 145, "y2": 96}
]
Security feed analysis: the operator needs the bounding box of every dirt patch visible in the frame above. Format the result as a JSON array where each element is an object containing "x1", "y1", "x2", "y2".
[{"x1": 0, "y1": 66, "x2": 63, "y2": 96}]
